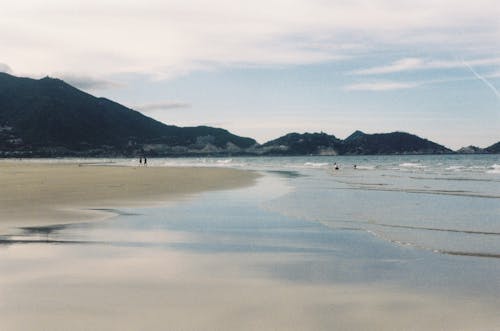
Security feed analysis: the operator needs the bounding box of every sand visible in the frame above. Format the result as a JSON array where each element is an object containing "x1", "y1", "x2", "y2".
[
  {"x1": 0, "y1": 162, "x2": 259, "y2": 233},
  {"x1": 2, "y1": 246, "x2": 500, "y2": 331}
]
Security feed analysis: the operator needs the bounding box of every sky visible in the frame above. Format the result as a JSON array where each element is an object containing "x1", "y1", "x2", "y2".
[{"x1": 1, "y1": 0, "x2": 499, "y2": 149}]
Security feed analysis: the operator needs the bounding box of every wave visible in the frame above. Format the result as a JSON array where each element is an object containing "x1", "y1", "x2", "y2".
[
  {"x1": 399, "y1": 162, "x2": 426, "y2": 169},
  {"x1": 446, "y1": 165, "x2": 465, "y2": 171},
  {"x1": 373, "y1": 222, "x2": 500, "y2": 236},
  {"x1": 409, "y1": 176, "x2": 497, "y2": 182},
  {"x1": 303, "y1": 162, "x2": 330, "y2": 168},
  {"x1": 367, "y1": 229, "x2": 500, "y2": 259},
  {"x1": 332, "y1": 223, "x2": 500, "y2": 259},
  {"x1": 339, "y1": 185, "x2": 500, "y2": 199},
  {"x1": 438, "y1": 251, "x2": 500, "y2": 259},
  {"x1": 355, "y1": 165, "x2": 376, "y2": 170},
  {"x1": 322, "y1": 218, "x2": 500, "y2": 237},
  {"x1": 487, "y1": 164, "x2": 500, "y2": 174}
]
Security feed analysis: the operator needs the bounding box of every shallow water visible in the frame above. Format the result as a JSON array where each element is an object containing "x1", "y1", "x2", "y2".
[
  {"x1": 23, "y1": 154, "x2": 499, "y2": 256},
  {"x1": 1, "y1": 155, "x2": 500, "y2": 330}
]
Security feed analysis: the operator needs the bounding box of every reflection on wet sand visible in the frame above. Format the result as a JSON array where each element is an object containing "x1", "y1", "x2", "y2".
[
  {"x1": 1, "y1": 169, "x2": 500, "y2": 330},
  {"x1": 2, "y1": 242, "x2": 500, "y2": 331}
]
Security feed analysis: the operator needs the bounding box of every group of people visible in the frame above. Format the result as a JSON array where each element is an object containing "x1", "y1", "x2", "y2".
[{"x1": 139, "y1": 157, "x2": 148, "y2": 166}]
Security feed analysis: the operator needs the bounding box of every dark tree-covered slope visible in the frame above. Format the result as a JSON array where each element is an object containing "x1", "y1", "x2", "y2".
[
  {"x1": 341, "y1": 130, "x2": 452, "y2": 154},
  {"x1": 485, "y1": 141, "x2": 500, "y2": 153},
  {"x1": 261, "y1": 132, "x2": 342, "y2": 155},
  {"x1": 0, "y1": 73, "x2": 255, "y2": 155}
]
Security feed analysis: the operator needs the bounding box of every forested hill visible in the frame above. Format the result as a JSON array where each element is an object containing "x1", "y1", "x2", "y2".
[
  {"x1": 0, "y1": 73, "x2": 256, "y2": 156},
  {"x1": 260, "y1": 130, "x2": 452, "y2": 155},
  {"x1": 1, "y1": 73, "x2": 496, "y2": 156}
]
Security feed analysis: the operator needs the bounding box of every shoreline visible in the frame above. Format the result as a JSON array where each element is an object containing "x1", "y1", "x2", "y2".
[{"x1": 0, "y1": 162, "x2": 260, "y2": 234}]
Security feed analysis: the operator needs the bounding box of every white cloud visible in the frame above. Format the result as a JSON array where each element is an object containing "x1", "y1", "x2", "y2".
[
  {"x1": 486, "y1": 70, "x2": 500, "y2": 78},
  {"x1": 60, "y1": 74, "x2": 122, "y2": 90},
  {"x1": 353, "y1": 57, "x2": 500, "y2": 75},
  {"x1": 135, "y1": 102, "x2": 191, "y2": 112},
  {"x1": 0, "y1": 63, "x2": 12, "y2": 73},
  {"x1": 1, "y1": 0, "x2": 499, "y2": 79},
  {"x1": 345, "y1": 81, "x2": 419, "y2": 91},
  {"x1": 345, "y1": 70, "x2": 500, "y2": 93}
]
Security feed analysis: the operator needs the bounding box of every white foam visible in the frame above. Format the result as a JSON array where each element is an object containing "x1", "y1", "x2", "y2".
[
  {"x1": 303, "y1": 162, "x2": 329, "y2": 168},
  {"x1": 399, "y1": 162, "x2": 426, "y2": 169},
  {"x1": 216, "y1": 159, "x2": 233, "y2": 164},
  {"x1": 487, "y1": 164, "x2": 500, "y2": 174},
  {"x1": 446, "y1": 165, "x2": 465, "y2": 171},
  {"x1": 356, "y1": 165, "x2": 375, "y2": 170}
]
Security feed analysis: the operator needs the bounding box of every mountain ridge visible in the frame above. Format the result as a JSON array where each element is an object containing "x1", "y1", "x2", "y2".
[
  {"x1": 0, "y1": 73, "x2": 498, "y2": 156},
  {"x1": 0, "y1": 72, "x2": 256, "y2": 156}
]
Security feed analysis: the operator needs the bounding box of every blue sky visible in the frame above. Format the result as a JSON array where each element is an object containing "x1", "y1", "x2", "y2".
[{"x1": 1, "y1": 0, "x2": 499, "y2": 148}]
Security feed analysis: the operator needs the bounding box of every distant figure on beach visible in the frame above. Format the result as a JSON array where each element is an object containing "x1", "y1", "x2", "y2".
[
  {"x1": 353, "y1": 164, "x2": 357, "y2": 169},
  {"x1": 139, "y1": 157, "x2": 142, "y2": 165},
  {"x1": 144, "y1": 157, "x2": 147, "y2": 166},
  {"x1": 334, "y1": 163, "x2": 339, "y2": 170}
]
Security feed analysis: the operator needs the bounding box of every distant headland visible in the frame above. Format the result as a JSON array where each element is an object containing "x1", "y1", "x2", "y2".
[{"x1": 0, "y1": 73, "x2": 498, "y2": 157}]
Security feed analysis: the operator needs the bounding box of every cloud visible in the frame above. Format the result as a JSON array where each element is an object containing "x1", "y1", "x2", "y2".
[
  {"x1": 344, "y1": 81, "x2": 419, "y2": 91},
  {"x1": 352, "y1": 58, "x2": 426, "y2": 75},
  {"x1": 0, "y1": 63, "x2": 12, "y2": 73},
  {"x1": 346, "y1": 70, "x2": 500, "y2": 92},
  {"x1": 60, "y1": 74, "x2": 122, "y2": 90},
  {"x1": 1, "y1": 0, "x2": 499, "y2": 80},
  {"x1": 135, "y1": 102, "x2": 191, "y2": 112},
  {"x1": 486, "y1": 70, "x2": 500, "y2": 78},
  {"x1": 353, "y1": 57, "x2": 500, "y2": 75}
]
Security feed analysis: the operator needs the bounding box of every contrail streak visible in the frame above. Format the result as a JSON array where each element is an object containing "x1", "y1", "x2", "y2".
[{"x1": 461, "y1": 58, "x2": 500, "y2": 100}]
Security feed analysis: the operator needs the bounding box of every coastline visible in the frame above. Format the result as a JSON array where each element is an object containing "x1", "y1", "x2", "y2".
[{"x1": 0, "y1": 162, "x2": 259, "y2": 234}]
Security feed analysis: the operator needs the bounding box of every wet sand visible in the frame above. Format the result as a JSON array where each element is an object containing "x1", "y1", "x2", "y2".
[
  {"x1": 0, "y1": 162, "x2": 259, "y2": 233},
  {"x1": 2, "y1": 245, "x2": 499, "y2": 331}
]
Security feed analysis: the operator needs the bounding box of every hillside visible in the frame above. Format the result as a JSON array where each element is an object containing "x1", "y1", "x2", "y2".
[
  {"x1": 456, "y1": 146, "x2": 485, "y2": 154},
  {"x1": 341, "y1": 131, "x2": 452, "y2": 155},
  {"x1": 260, "y1": 132, "x2": 342, "y2": 155},
  {"x1": 0, "y1": 73, "x2": 256, "y2": 156},
  {"x1": 485, "y1": 141, "x2": 500, "y2": 153},
  {"x1": 1, "y1": 73, "x2": 490, "y2": 157},
  {"x1": 259, "y1": 131, "x2": 452, "y2": 155}
]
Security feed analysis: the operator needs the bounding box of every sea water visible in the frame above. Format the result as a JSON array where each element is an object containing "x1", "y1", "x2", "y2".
[{"x1": 114, "y1": 154, "x2": 500, "y2": 257}]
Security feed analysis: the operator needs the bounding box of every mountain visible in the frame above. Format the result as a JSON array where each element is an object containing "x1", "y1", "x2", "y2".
[
  {"x1": 485, "y1": 141, "x2": 500, "y2": 153},
  {"x1": 260, "y1": 132, "x2": 342, "y2": 155},
  {"x1": 0, "y1": 73, "x2": 256, "y2": 156},
  {"x1": 257, "y1": 131, "x2": 452, "y2": 155},
  {"x1": 341, "y1": 130, "x2": 452, "y2": 155},
  {"x1": 456, "y1": 145, "x2": 485, "y2": 154},
  {"x1": 0, "y1": 73, "x2": 482, "y2": 157}
]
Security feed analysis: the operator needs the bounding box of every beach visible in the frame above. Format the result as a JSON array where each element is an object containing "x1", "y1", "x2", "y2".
[
  {"x1": 1, "y1": 156, "x2": 499, "y2": 330},
  {"x1": 0, "y1": 162, "x2": 259, "y2": 233}
]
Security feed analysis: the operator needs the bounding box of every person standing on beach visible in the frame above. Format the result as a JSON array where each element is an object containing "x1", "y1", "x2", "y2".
[
  {"x1": 144, "y1": 157, "x2": 147, "y2": 166},
  {"x1": 140, "y1": 157, "x2": 142, "y2": 165}
]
